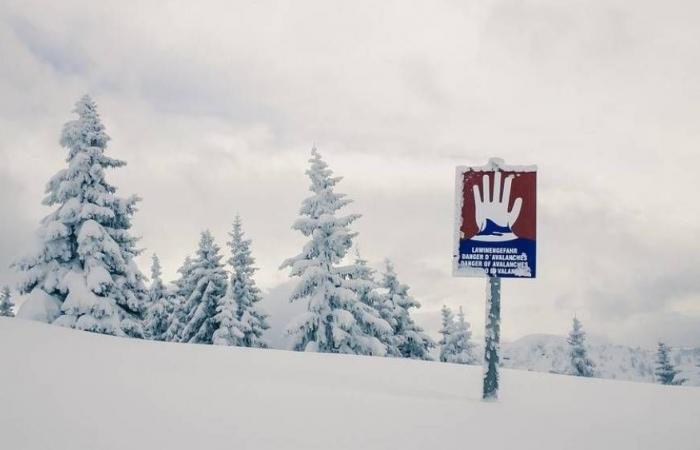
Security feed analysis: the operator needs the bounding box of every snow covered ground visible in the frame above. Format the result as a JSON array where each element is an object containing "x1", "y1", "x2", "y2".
[{"x1": 1, "y1": 317, "x2": 699, "y2": 450}]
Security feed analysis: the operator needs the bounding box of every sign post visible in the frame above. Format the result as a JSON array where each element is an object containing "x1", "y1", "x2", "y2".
[
  {"x1": 453, "y1": 158, "x2": 537, "y2": 400},
  {"x1": 483, "y1": 277, "x2": 501, "y2": 400}
]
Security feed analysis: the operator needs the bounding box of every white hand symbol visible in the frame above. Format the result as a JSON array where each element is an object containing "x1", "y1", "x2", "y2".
[{"x1": 472, "y1": 171, "x2": 522, "y2": 242}]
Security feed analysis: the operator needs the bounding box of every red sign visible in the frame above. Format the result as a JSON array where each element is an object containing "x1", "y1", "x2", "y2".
[{"x1": 453, "y1": 159, "x2": 537, "y2": 278}]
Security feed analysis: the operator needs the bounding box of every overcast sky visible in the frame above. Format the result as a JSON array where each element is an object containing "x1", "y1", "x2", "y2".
[{"x1": 1, "y1": 0, "x2": 699, "y2": 347}]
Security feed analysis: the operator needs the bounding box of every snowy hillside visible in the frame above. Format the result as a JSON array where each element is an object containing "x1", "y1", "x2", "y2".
[
  {"x1": 502, "y1": 334, "x2": 700, "y2": 386},
  {"x1": 2, "y1": 318, "x2": 699, "y2": 450}
]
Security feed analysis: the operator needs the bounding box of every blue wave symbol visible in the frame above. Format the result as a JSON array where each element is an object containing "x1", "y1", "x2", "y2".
[{"x1": 477, "y1": 219, "x2": 512, "y2": 237}]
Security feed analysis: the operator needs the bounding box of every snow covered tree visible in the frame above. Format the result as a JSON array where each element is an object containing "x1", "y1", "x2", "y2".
[
  {"x1": 226, "y1": 215, "x2": 269, "y2": 348},
  {"x1": 162, "y1": 255, "x2": 194, "y2": 342},
  {"x1": 148, "y1": 254, "x2": 164, "y2": 302},
  {"x1": 212, "y1": 283, "x2": 244, "y2": 346},
  {"x1": 143, "y1": 254, "x2": 171, "y2": 340},
  {"x1": 14, "y1": 95, "x2": 147, "y2": 337},
  {"x1": 439, "y1": 305, "x2": 476, "y2": 364},
  {"x1": 342, "y1": 250, "x2": 394, "y2": 353},
  {"x1": 281, "y1": 148, "x2": 389, "y2": 355},
  {"x1": 451, "y1": 307, "x2": 476, "y2": 364},
  {"x1": 379, "y1": 260, "x2": 435, "y2": 360},
  {"x1": 655, "y1": 342, "x2": 686, "y2": 385},
  {"x1": 567, "y1": 317, "x2": 596, "y2": 377},
  {"x1": 0, "y1": 286, "x2": 14, "y2": 317},
  {"x1": 179, "y1": 231, "x2": 228, "y2": 344},
  {"x1": 438, "y1": 305, "x2": 455, "y2": 362}
]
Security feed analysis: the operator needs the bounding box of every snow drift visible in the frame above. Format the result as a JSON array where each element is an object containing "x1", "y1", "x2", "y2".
[{"x1": 1, "y1": 317, "x2": 699, "y2": 450}]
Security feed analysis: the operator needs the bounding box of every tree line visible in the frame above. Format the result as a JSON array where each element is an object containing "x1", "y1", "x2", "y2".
[{"x1": 0, "y1": 95, "x2": 688, "y2": 383}]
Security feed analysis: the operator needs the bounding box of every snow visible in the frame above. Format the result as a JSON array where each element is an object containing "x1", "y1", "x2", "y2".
[
  {"x1": 2, "y1": 318, "x2": 698, "y2": 450},
  {"x1": 15, "y1": 289, "x2": 61, "y2": 323}
]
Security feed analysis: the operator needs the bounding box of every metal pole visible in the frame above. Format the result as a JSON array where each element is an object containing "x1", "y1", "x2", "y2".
[{"x1": 483, "y1": 276, "x2": 501, "y2": 400}]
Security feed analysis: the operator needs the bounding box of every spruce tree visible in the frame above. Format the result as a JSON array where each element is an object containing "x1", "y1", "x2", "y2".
[
  {"x1": 438, "y1": 305, "x2": 456, "y2": 362},
  {"x1": 655, "y1": 342, "x2": 686, "y2": 385},
  {"x1": 179, "y1": 231, "x2": 228, "y2": 344},
  {"x1": 281, "y1": 148, "x2": 388, "y2": 355},
  {"x1": 343, "y1": 250, "x2": 394, "y2": 353},
  {"x1": 379, "y1": 260, "x2": 435, "y2": 360},
  {"x1": 14, "y1": 95, "x2": 147, "y2": 337},
  {"x1": 0, "y1": 286, "x2": 14, "y2": 317},
  {"x1": 450, "y1": 307, "x2": 476, "y2": 364},
  {"x1": 148, "y1": 254, "x2": 164, "y2": 302},
  {"x1": 567, "y1": 317, "x2": 596, "y2": 377},
  {"x1": 162, "y1": 255, "x2": 194, "y2": 342},
  {"x1": 227, "y1": 215, "x2": 269, "y2": 348},
  {"x1": 144, "y1": 254, "x2": 171, "y2": 340},
  {"x1": 212, "y1": 283, "x2": 244, "y2": 346}
]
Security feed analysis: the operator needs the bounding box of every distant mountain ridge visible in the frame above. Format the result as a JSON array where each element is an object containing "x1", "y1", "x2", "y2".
[{"x1": 500, "y1": 334, "x2": 700, "y2": 386}]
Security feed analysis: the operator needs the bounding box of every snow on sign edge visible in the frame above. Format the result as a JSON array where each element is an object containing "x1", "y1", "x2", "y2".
[{"x1": 452, "y1": 160, "x2": 538, "y2": 278}]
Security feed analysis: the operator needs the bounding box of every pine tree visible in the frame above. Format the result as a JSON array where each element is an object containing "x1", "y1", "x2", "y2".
[
  {"x1": 379, "y1": 260, "x2": 435, "y2": 360},
  {"x1": 342, "y1": 250, "x2": 394, "y2": 353},
  {"x1": 567, "y1": 317, "x2": 596, "y2": 377},
  {"x1": 449, "y1": 307, "x2": 476, "y2": 364},
  {"x1": 438, "y1": 305, "x2": 456, "y2": 362},
  {"x1": 14, "y1": 95, "x2": 147, "y2": 337},
  {"x1": 655, "y1": 342, "x2": 686, "y2": 385},
  {"x1": 179, "y1": 231, "x2": 228, "y2": 344},
  {"x1": 162, "y1": 255, "x2": 194, "y2": 342},
  {"x1": 0, "y1": 286, "x2": 14, "y2": 317},
  {"x1": 281, "y1": 148, "x2": 388, "y2": 355},
  {"x1": 143, "y1": 254, "x2": 171, "y2": 340},
  {"x1": 227, "y1": 215, "x2": 269, "y2": 348},
  {"x1": 212, "y1": 283, "x2": 244, "y2": 346},
  {"x1": 148, "y1": 254, "x2": 164, "y2": 302}
]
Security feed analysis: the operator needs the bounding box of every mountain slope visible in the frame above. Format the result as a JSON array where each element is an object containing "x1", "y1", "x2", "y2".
[{"x1": 1, "y1": 318, "x2": 699, "y2": 450}]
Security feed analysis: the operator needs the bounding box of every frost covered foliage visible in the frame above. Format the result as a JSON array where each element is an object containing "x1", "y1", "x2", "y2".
[
  {"x1": 342, "y1": 251, "x2": 394, "y2": 352},
  {"x1": 0, "y1": 286, "x2": 14, "y2": 317},
  {"x1": 212, "y1": 283, "x2": 244, "y2": 346},
  {"x1": 14, "y1": 95, "x2": 147, "y2": 337},
  {"x1": 226, "y1": 216, "x2": 269, "y2": 348},
  {"x1": 179, "y1": 231, "x2": 228, "y2": 344},
  {"x1": 567, "y1": 317, "x2": 596, "y2": 377},
  {"x1": 144, "y1": 254, "x2": 171, "y2": 340},
  {"x1": 379, "y1": 260, "x2": 434, "y2": 360},
  {"x1": 281, "y1": 148, "x2": 388, "y2": 355},
  {"x1": 439, "y1": 305, "x2": 475, "y2": 364},
  {"x1": 162, "y1": 256, "x2": 194, "y2": 342},
  {"x1": 655, "y1": 342, "x2": 686, "y2": 385}
]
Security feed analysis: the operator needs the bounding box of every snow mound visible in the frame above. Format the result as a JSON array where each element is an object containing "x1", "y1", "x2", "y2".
[
  {"x1": 15, "y1": 289, "x2": 61, "y2": 323},
  {"x1": 1, "y1": 318, "x2": 699, "y2": 450}
]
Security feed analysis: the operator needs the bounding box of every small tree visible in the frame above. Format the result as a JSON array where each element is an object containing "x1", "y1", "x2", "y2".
[
  {"x1": 439, "y1": 305, "x2": 475, "y2": 364},
  {"x1": 162, "y1": 255, "x2": 194, "y2": 342},
  {"x1": 451, "y1": 307, "x2": 476, "y2": 364},
  {"x1": 0, "y1": 286, "x2": 14, "y2": 317},
  {"x1": 143, "y1": 254, "x2": 171, "y2": 340},
  {"x1": 343, "y1": 250, "x2": 394, "y2": 354},
  {"x1": 567, "y1": 317, "x2": 596, "y2": 377},
  {"x1": 179, "y1": 231, "x2": 228, "y2": 344},
  {"x1": 212, "y1": 283, "x2": 244, "y2": 346},
  {"x1": 438, "y1": 305, "x2": 455, "y2": 362},
  {"x1": 380, "y1": 260, "x2": 435, "y2": 360},
  {"x1": 227, "y1": 216, "x2": 269, "y2": 348},
  {"x1": 655, "y1": 342, "x2": 686, "y2": 385}
]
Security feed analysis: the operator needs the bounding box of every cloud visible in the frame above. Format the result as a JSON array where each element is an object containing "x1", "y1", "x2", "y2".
[{"x1": 1, "y1": 0, "x2": 699, "y2": 347}]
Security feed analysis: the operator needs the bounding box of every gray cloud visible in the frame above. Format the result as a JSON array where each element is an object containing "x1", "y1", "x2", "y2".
[{"x1": 1, "y1": 0, "x2": 699, "y2": 347}]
